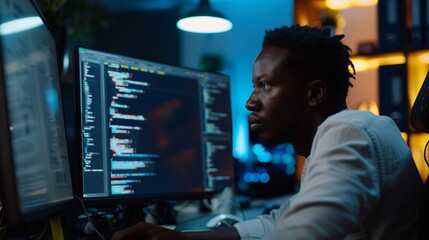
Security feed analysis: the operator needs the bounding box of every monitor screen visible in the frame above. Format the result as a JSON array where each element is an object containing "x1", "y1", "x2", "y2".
[
  {"x1": 0, "y1": 0, "x2": 74, "y2": 225},
  {"x1": 75, "y1": 47, "x2": 234, "y2": 203}
]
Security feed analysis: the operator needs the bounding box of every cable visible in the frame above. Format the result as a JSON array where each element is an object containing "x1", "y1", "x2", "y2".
[
  {"x1": 143, "y1": 202, "x2": 179, "y2": 225},
  {"x1": 24, "y1": 220, "x2": 47, "y2": 240},
  {"x1": 143, "y1": 205, "x2": 165, "y2": 224},
  {"x1": 35, "y1": 220, "x2": 49, "y2": 240},
  {"x1": 173, "y1": 200, "x2": 191, "y2": 215},
  {"x1": 0, "y1": 226, "x2": 6, "y2": 240},
  {"x1": 0, "y1": 202, "x2": 6, "y2": 240},
  {"x1": 0, "y1": 203, "x2": 4, "y2": 227},
  {"x1": 91, "y1": 209, "x2": 115, "y2": 232},
  {"x1": 75, "y1": 196, "x2": 106, "y2": 240}
]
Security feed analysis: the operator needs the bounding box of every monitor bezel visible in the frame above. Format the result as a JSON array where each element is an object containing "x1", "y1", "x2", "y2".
[
  {"x1": 0, "y1": 0, "x2": 75, "y2": 225},
  {"x1": 73, "y1": 46, "x2": 235, "y2": 206}
]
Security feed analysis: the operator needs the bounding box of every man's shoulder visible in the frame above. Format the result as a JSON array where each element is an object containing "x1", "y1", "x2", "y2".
[
  {"x1": 322, "y1": 110, "x2": 400, "y2": 135},
  {"x1": 323, "y1": 110, "x2": 374, "y2": 126},
  {"x1": 327, "y1": 110, "x2": 392, "y2": 125}
]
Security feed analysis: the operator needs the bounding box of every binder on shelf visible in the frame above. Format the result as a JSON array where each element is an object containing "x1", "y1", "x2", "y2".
[
  {"x1": 378, "y1": 0, "x2": 406, "y2": 53},
  {"x1": 410, "y1": 0, "x2": 424, "y2": 50},
  {"x1": 379, "y1": 64, "x2": 409, "y2": 132}
]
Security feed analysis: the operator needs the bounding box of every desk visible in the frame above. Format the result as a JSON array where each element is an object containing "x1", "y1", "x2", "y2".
[
  {"x1": 170, "y1": 193, "x2": 293, "y2": 231},
  {"x1": 52, "y1": 193, "x2": 295, "y2": 239}
]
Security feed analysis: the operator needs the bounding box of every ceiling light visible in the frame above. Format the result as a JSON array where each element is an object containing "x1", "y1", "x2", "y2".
[{"x1": 177, "y1": 0, "x2": 232, "y2": 34}]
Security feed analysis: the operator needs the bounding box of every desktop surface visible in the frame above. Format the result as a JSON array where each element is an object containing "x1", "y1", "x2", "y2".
[{"x1": 173, "y1": 193, "x2": 293, "y2": 231}]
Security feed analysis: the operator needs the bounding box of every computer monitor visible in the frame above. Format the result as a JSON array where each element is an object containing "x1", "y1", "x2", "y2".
[
  {"x1": 75, "y1": 47, "x2": 235, "y2": 204},
  {"x1": 0, "y1": 0, "x2": 74, "y2": 225}
]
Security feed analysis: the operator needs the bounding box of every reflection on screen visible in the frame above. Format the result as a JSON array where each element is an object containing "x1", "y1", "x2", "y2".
[
  {"x1": 0, "y1": 0, "x2": 73, "y2": 219},
  {"x1": 77, "y1": 47, "x2": 234, "y2": 201}
]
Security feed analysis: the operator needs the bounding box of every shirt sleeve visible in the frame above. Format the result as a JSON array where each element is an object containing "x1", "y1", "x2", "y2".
[
  {"x1": 268, "y1": 120, "x2": 381, "y2": 239},
  {"x1": 234, "y1": 196, "x2": 295, "y2": 240}
]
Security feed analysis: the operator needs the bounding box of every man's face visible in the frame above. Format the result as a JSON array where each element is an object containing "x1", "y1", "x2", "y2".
[{"x1": 246, "y1": 47, "x2": 307, "y2": 148}]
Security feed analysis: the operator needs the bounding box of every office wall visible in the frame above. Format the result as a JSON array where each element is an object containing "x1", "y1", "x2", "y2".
[
  {"x1": 87, "y1": 0, "x2": 294, "y2": 160},
  {"x1": 339, "y1": 6, "x2": 378, "y2": 110},
  {"x1": 179, "y1": 0, "x2": 294, "y2": 160},
  {"x1": 91, "y1": 7, "x2": 181, "y2": 66}
]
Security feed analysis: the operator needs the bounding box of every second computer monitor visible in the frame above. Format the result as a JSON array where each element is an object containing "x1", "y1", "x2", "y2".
[
  {"x1": 75, "y1": 47, "x2": 234, "y2": 203},
  {"x1": 0, "y1": 0, "x2": 74, "y2": 225}
]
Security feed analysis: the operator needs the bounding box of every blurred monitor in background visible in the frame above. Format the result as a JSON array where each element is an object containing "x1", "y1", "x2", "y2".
[{"x1": 235, "y1": 124, "x2": 297, "y2": 199}]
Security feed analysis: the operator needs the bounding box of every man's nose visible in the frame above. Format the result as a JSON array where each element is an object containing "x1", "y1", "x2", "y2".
[{"x1": 245, "y1": 92, "x2": 259, "y2": 111}]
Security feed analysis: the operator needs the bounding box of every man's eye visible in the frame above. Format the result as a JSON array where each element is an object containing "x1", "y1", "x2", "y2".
[{"x1": 260, "y1": 82, "x2": 270, "y2": 89}]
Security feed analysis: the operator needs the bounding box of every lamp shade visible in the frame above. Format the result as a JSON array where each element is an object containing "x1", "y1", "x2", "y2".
[{"x1": 177, "y1": 0, "x2": 232, "y2": 33}]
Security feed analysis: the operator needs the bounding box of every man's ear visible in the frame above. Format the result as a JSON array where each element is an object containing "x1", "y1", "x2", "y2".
[{"x1": 306, "y1": 79, "x2": 326, "y2": 107}]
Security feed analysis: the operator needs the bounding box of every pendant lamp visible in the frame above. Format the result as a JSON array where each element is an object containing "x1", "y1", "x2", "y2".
[{"x1": 176, "y1": 0, "x2": 232, "y2": 33}]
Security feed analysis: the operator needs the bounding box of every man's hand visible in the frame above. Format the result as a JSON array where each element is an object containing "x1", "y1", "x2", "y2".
[{"x1": 111, "y1": 221, "x2": 186, "y2": 240}]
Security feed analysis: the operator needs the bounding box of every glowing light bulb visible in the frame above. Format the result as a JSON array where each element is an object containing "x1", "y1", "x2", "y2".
[{"x1": 177, "y1": 16, "x2": 232, "y2": 33}]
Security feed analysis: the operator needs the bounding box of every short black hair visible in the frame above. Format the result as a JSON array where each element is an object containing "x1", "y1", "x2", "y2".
[{"x1": 263, "y1": 25, "x2": 355, "y2": 104}]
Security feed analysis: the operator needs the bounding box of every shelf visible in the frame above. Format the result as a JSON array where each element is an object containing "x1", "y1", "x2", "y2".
[
  {"x1": 351, "y1": 52, "x2": 405, "y2": 72},
  {"x1": 295, "y1": 0, "x2": 429, "y2": 180}
]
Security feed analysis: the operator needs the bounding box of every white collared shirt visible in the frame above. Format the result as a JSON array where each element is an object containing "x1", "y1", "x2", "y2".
[{"x1": 234, "y1": 110, "x2": 424, "y2": 240}]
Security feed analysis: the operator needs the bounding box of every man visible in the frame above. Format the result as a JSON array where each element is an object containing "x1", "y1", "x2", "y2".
[{"x1": 112, "y1": 25, "x2": 423, "y2": 240}]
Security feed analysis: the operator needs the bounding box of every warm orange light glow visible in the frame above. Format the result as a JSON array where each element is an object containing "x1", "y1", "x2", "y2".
[
  {"x1": 407, "y1": 51, "x2": 429, "y2": 182},
  {"x1": 325, "y1": 0, "x2": 378, "y2": 10},
  {"x1": 409, "y1": 133, "x2": 429, "y2": 182},
  {"x1": 358, "y1": 100, "x2": 379, "y2": 115},
  {"x1": 419, "y1": 53, "x2": 429, "y2": 63},
  {"x1": 351, "y1": 52, "x2": 406, "y2": 72},
  {"x1": 353, "y1": 0, "x2": 378, "y2": 7},
  {"x1": 407, "y1": 51, "x2": 429, "y2": 117},
  {"x1": 351, "y1": 59, "x2": 370, "y2": 72},
  {"x1": 401, "y1": 132, "x2": 408, "y2": 141},
  {"x1": 325, "y1": 0, "x2": 351, "y2": 10}
]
